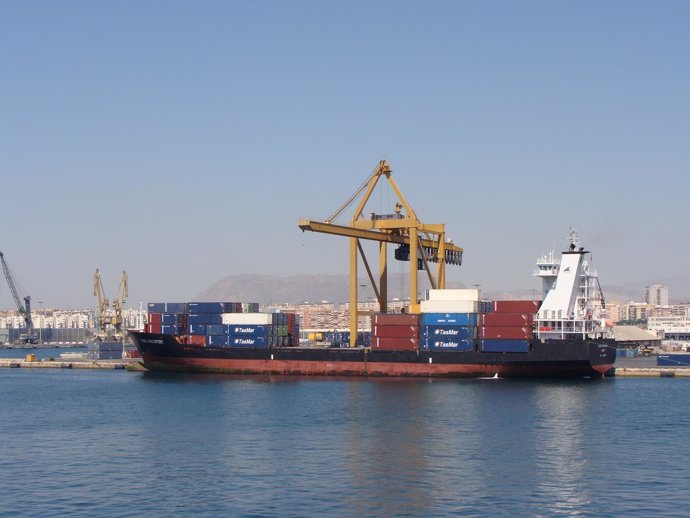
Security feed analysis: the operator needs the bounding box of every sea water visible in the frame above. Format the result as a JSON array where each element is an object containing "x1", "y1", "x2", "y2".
[{"x1": 0, "y1": 369, "x2": 688, "y2": 517}]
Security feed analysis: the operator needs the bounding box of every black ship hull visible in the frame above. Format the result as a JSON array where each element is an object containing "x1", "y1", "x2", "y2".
[{"x1": 130, "y1": 331, "x2": 616, "y2": 379}]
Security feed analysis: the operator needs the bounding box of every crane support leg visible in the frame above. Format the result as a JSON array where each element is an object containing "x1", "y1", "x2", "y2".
[
  {"x1": 379, "y1": 242, "x2": 387, "y2": 313},
  {"x1": 349, "y1": 237, "x2": 358, "y2": 348},
  {"x1": 409, "y1": 227, "x2": 419, "y2": 313}
]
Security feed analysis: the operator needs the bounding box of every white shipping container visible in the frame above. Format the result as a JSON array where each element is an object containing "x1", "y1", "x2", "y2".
[
  {"x1": 420, "y1": 299, "x2": 479, "y2": 313},
  {"x1": 221, "y1": 312, "x2": 273, "y2": 325},
  {"x1": 426, "y1": 288, "x2": 481, "y2": 302}
]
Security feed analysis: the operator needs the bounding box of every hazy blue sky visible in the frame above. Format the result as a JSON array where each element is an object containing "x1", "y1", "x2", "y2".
[{"x1": 1, "y1": 1, "x2": 688, "y2": 309}]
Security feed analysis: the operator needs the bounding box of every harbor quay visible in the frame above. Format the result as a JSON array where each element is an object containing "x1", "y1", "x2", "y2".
[{"x1": 0, "y1": 357, "x2": 141, "y2": 370}]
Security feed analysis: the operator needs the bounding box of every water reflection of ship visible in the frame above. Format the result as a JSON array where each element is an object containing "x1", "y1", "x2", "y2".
[{"x1": 345, "y1": 380, "x2": 431, "y2": 516}]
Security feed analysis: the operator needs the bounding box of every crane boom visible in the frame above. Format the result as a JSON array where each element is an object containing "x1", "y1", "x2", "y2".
[
  {"x1": 112, "y1": 271, "x2": 128, "y2": 332},
  {"x1": 93, "y1": 268, "x2": 110, "y2": 332},
  {"x1": 298, "y1": 160, "x2": 463, "y2": 347},
  {"x1": 0, "y1": 251, "x2": 35, "y2": 342}
]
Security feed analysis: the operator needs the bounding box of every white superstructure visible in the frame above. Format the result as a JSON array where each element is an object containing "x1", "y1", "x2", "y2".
[{"x1": 534, "y1": 228, "x2": 610, "y2": 340}]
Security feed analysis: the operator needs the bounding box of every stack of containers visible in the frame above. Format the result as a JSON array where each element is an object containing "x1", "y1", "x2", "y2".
[
  {"x1": 286, "y1": 313, "x2": 300, "y2": 346},
  {"x1": 371, "y1": 313, "x2": 420, "y2": 350},
  {"x1": 419, "y1": 289, "x2": 481, "y2": 351},
  {"x1": 145, "y1": 302, "x2": 299, "y2": 348},
  {"x1": 420, "y1": 312, "x2": 477, "y2": 351},
  {"x1": 187, "y1": 302, "x2": 224, "y2": 339},
  {"x1": 222, "y1": 312, "x2": 274, "y2": 348},
  {"x1": 478, "y1": 300, "x2": 541, "y2": 353},
  {"x1": 146, "y1": 302, "x2": 187, "y2": 334}
]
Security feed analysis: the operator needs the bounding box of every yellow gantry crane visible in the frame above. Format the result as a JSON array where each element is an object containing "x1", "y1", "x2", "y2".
[
  {"x1": 298, "y1": 160, "x2": 463, "y2": 347},
  {"x1": 93, "y1": 269, "x2": 128, "y2": 335}
]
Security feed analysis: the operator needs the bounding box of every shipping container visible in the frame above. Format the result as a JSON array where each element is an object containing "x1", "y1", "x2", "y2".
[
  {"x1": 230, "y1": 336, "x2": 269, "y2": 347},
  {"x1": 96, "y1": 349, "x2": 123, "y2": 360},
  {"x1": 227, "y1": 325, "x2": 270, "y2": 337},
  {"x1": 161, "y1": 324, "x2": 178, "y2": 334},
  {"x1": 188, "y1": 324, "x2": 207, "y2": 335},
  {"x1": 165, "y1": 303, "x2": 186, "y2": 313},
  {"x1": 419, "y1": 313, "x2": 478, "y2": 326},
  {"x1": 421, "y1": 337, "x2": 474, "y2": 351},
  {"x1": 148, "y1": 313, "x2": 162, "y2": 325},
  {"x1": 479, "y1": 326, "x2": 533, "y2": 340},
  {"x1": 371, "y1": 313, "x2": 420, "y2": 326},
  {"x1": 426, "y1": 288, "x2": 481, "y2": 302},
  {"x1": 161, "y1": 313, "x2": 177, "y2": 325},
  {"x1": 373, "y1": 325, "x2": 419, "y2": 338},
  {"x1": 491, "y1": 300, "x2": 541, "y2": 313},
  {"x1": 479, "y1": 301, "x2": 493, "y2": 314},
  {"x1": 186, "y1": 302, "x2": 225, "y2": 314},
  {"x1": 148, "y1": 323, "x2": 162, "y2": 334},
  {"x1": 188, "y1": 313, "x2": 223, "y2": 325},
  {"x1": 222, "y1": 302, "x2": 240, "y2": 313},
  {"x1": 480, "y1": 339, "x2": 530, "y2": 353},
  {"x1": 420, "y1": 299, "x2": 479, "y2": 314},
  {"x1": 372, "y1": 337, "x2": 419, "y2": 350},
  {"x1": 421, "y1": 325, "x2": 476, "y2": 340},
  {"x1": 207, "y1": 324, "x2": 226, "y2": 335},
  {"x1": 207, "y1": 335, "x2": 229, "y2": 347},
  {"x1": 148, "y1": 303, "x2": 166, "y2": 313},
  {"x1": 222, "y1": 312, "x2": 274, "y2": 325},
  {"x1": 479, "y1": 313, "x2": 534, "y2": 327}
]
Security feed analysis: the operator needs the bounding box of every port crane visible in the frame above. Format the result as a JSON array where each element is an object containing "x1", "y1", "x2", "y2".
[
  {"x1": 298, "y1": 160, "x2": 463, "y2": 347},
  {"x1": 93, "y1": 269, "x2": 128, "y2": 337},
  {"x1": 0, "y1": 251, "x2": 38, "y2": 344}
]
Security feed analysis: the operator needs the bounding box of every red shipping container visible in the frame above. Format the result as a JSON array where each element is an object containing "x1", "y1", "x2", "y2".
[
  {"x1": 480, "y1": 313, "x2": 534, "y2": 327},
  {"x1": 371, "y1": 313, "x2": 420, "y2": 326},
  {"x1": 492, "y1": 300, "x2": 541, "y2": 313},
  {"x1": 479, "y1": 326, "x2": 533, "y2": 339},
  {"x1": 372, "y1": 337, "x2": 419, "y2": 350},
  {"x1": 148, "y1": 323, "x2": 162, "y2": 334},
  {"x1": 148, "y1": 312, "x2": 162, "y2": 324},
  {"x1": 373, "y1": 325, "x2": 419, "y2": 338}
]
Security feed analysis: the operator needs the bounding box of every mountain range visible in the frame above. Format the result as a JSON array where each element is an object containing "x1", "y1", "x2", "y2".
[{"x1": 195, "y1": 273, "x2": 690, "y2": 305}]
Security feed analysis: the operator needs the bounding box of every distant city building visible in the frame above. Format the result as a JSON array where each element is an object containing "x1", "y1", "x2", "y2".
[
  {"x1": 605, "y1": 303, "x2": 621, "y2": 323},
  {"x1": 647, "y1": 315, "x2": 690, "y2": 341},
  {"x1": 644, "y1": 284, "x2": 669, "y2": 306},
  {"x1": 618, "y1": 303, "x2": 650, "y2": 322}
]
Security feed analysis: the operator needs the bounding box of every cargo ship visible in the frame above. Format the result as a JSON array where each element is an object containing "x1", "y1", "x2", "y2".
[{"x1": 129, "y1": 229, "x2": 617, "y2": 378}]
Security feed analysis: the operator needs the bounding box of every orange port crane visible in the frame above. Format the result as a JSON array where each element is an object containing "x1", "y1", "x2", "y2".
[{"x1": 298, "y1": 160, "x2": 463, "y2": 347}]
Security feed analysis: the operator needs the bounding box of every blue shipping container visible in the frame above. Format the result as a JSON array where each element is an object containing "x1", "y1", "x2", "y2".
[
  {"x1": 230, "y1": 336, "x2": 269, "y2": 347},
  {"x1": 161, "y1": 313, "x2": 177, "y2": 324},
  {"x1": 419, "y1": 313, "x2": 478, "y2": 326},
  {"x1": 188, "y1": 313, "x2": 223, "y2": 325},
  {"x1": 480, "y1": 339, "x2": 530, "y2": 353},
  {"x1": 421, "y1": 337, "x2": 474, "y2": 351},
  {"x1": 207, "y1": 324, "x2": 225, "y2": 335},
  {"x1": 207, "y1": 335, "x2": 229, "y2": 347},
  {"x1": 148, "y1": 303, "x2": 166, "y2": 313},
  {"x1": 421, "y1": 325, "x2": 477, "y2": 340},
  {"x1": 161, "y1": 324, "x2": 178, "y2": 335},
  {"x1": 165, "y1": 303, "x2": 186, "y2": 313},
  {"x1": 186, "y1": 302, "x2": 225, "y2": 314},
  {"x1": 228, "y1": 325, "x2": 270, "y2": 337},
  {"x1": 188, "y1": 324, "x2": 207, "y2": 335}
]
